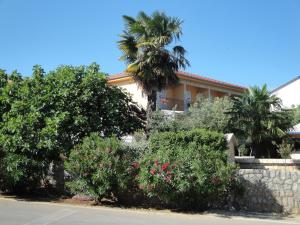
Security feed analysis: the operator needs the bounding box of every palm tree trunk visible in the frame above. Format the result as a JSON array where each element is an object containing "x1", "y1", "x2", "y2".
[{"x1": 146, "y1": 90, "x2": 157, "y2": 133}]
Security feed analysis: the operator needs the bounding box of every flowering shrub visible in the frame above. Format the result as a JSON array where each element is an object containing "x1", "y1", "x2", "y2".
[
  {"x1": 138, "y1": 129, "x2": 237, "y2": 209},
  {"x1": 65, "y1": 133, "x2": 135, "y2": 203}
]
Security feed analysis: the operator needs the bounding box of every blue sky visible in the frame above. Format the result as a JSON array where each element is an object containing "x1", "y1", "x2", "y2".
[{"x1": 1, "y1": 0, "x2": 300, "y2": 89}]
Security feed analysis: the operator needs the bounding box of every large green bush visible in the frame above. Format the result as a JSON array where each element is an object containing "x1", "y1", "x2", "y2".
[
  {"x1": 0, "y1": 64, "x2": 145, "y2": 192},
  {"x1": 65, "y1": 134, "x2": 129, "y2": 202},
  {"x1": 65, "y1": 133, "x2": 145, "y2": 203},
  {"x1": 138, "y1": 129, "x2": 237, "y2": 209}
]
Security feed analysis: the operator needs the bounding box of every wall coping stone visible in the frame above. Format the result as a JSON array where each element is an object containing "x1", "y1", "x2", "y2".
[{"x1": 235, "y1": 157, "x2": 300, "y2": 165}]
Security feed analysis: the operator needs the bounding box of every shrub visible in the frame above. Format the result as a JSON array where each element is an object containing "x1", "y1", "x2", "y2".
[
  {"x1": 147, "y1": 110, "x2": 182, "y2": 134},
  {"x1": 138, "y1": 129, "x2": 237, "y2": 210},
  {"x1": 149, "y1": 128, "x2": 227, "y2": 152},
  {"x1": 276, "y1": 139, "x2": 294, "y2": 159},
  {"x1": 121, "y1": 131, "x2": 149, "y2": 160},
  {"x1": 65, "y1": 134, "x2": 132, "y2": 203}
]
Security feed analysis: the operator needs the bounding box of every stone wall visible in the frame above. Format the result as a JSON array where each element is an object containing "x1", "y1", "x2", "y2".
[{"x1": 235, "y1": 169, "x2": 300, "y2": 214}]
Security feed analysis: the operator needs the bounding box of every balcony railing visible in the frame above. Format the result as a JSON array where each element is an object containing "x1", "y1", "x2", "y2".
[{"x1": 158, "y1": 97, "x2": 185, "y2": 111}]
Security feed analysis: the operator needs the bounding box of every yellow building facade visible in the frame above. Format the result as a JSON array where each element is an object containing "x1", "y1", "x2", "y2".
[{"x1": 108, "y1": 71, "x2": 246, "y2": 111}]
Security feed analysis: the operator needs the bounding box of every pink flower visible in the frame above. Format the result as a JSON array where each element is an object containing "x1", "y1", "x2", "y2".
[
  {"x1": 161, "y1": 162, "x2": 170, "y2": 171},
  {"x1": 132, "y1": 162, "x2": 140, "y2": 169},
  {"x1": 150, "y1": 168, "x2": 156, "y2": 175}
]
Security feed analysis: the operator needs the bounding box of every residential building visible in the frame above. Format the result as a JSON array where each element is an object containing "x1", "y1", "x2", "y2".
[
  {"x1": 271, "y1": 76, "x2": 300, "y2": 108},
  {"x1": 108, "y1": 71, "x2": 246, "y2": 111}
]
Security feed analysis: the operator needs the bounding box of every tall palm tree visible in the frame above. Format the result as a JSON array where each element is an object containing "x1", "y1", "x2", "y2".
[
  {"x1": 228, "y1": 84, "x2": 293, "y2": 157},
  {"x1": 118, "y1": 11, "x2": 189, "y2": 122}
]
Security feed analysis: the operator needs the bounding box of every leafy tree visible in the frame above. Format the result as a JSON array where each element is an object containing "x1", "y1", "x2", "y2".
[
  {"x1": 118, "y1": 11, "x2": 189, "y2": 124},
  {"x1": 228, "y1": 85, "x2": 293, "y2": 157},
  {"x1": 147, "y1": 96, "x2": 233, "y2": 134},
  {"x1": 181, "y1": 96, "x2": 233, "y2": 133},
  {"x1": 0, "y1": 63, "x2": 145, "y2": 192}
]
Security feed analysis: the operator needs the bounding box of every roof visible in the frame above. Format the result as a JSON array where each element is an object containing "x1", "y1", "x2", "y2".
[
  {"x1": 271, "y1": 76, "x2": 300, "y2": 94},
  {"x1": 108, "y1": 71, "x2": 247, "y2": 91}
]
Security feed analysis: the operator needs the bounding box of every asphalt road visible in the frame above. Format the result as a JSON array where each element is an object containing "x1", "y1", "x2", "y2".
[{"x1": 0, "y1": 198, "x2": 299, "y2": 225}]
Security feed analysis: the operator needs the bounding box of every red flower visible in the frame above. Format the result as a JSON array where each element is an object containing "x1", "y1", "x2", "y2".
[
  {"x1": 150, "y1": 168, "x2": 156, "y2": 175},
  {"x1": 154, "y1": 160, "x2": 159, "y2": 166},
  {"x1": 161, "y1": 162, "x2": 170, "y2": 171},
  {"x1": 132, "y1": 162, "x2": 140, "y2": 169}
]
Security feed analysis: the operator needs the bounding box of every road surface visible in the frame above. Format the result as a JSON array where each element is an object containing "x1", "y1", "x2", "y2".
[{"x1": 0, "y1": 198, "x2": 299, "y2": 225}]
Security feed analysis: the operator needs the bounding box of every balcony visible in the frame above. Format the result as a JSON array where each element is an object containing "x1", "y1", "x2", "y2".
[{"x1": 158, "y1": 97, "x2": 185, "y2": 111}]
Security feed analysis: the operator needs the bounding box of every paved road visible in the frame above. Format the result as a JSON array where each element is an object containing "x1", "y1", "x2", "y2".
[{"x1": 0, "y1": 198, "x2": 299, "y2": 225}]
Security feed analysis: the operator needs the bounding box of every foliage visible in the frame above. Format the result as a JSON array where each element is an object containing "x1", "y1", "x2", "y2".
[
  {"x1": 180, "y1": 96, "x2": 233, "y2": 133},
  {"x1": 121, "y1": 130, "x2": 149, "y2": 160},
  {"x1": 293, "y1": 105, "x2": 300, "y2": 125},
  {"x1": 137, "y1": 129, "x2": 237, "y2": 209},
  {"x1": 228, "y1": 85, "x2": 294, "y2": 158},
  {"x1": 0, "y1": 64, "x2": 145, "y2": 192},
  {"x1": 237, "y1": 144, "x2": 249, "y2": 156},
  {"x1": 65, "y1": 134, "x2": 135, "y2": 203},
  {"x1": 118, "y1": 11, "x2": 189, "y2": 121},
  {"x1": 147, "y1": 110, "x2": 182, "y2": 134},
  {"x1": 276, "y1": 139, "x2": 294, "y2": 159},
  {"x1": 148, "y1": 96, "x2": 233, "y2": 134}
]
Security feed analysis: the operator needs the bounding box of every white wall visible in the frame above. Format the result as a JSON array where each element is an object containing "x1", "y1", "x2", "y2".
[
  {"x1": 117, "y1": 82, "x2": 148, "y2": 109},
  {"x1": 272, "y1": 78, "x2": 300, "y2": 108}
]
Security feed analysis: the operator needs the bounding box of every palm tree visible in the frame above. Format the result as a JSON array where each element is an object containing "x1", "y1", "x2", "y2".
[
  {"x1": 228, "y1": 84, "x2": 293, "y2": 157},
  {"x1": 118, "y1": 11, "x2": 189, "y2": 123}
]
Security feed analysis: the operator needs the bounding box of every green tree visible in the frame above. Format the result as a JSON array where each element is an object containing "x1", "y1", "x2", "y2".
[
  {"x1": 228, "y1": 85, "x2": 293, "y2": 157},
  {"x1": 181, "y1": 96, "x2": 233, "y2": 133},
  {"x1": 147, "y1": 96, "x2": 233, "y2": 134},
  {"x1": 0, "y1": 63, "x2": 145, "y2": 192},
  {"x1": 118, "y1": 11, "x2": 189, "y2": 124}
]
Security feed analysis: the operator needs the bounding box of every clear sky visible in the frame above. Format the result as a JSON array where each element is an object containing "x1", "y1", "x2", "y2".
[{"x1": 1, "y1": 0, "x2": 300, "y2": 89}]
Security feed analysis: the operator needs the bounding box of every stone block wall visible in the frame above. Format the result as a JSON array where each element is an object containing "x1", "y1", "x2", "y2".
[{"x1": 235, "y1": 169, "x2": 300, "y2": 214}]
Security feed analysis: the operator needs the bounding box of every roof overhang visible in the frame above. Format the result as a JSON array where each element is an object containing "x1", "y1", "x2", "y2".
[{"x1": 107, "y1": 71, "x2": 247, "y2": 93}]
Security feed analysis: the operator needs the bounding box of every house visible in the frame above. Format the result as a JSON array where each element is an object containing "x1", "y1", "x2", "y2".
[
  {"x1": 108, "y1": 71, "x2": 246, "y2": 111},
  {"x1": 271, "y1": 76, "x2": 300, "y2": 108},
  {"x1": 288, "y1": 123, "x2": 300, "y2": 139},
  {"x1": 271, "y1": 76, "x2": 300, "y2": 143}
]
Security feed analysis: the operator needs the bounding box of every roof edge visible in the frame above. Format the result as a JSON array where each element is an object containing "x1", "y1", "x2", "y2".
[
  {"x1": 108, "y1": 71, "x2": 247, "y2": 91},
  {"x1": 271, "y1": 76, "x2": 300, "y2": 94}
]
